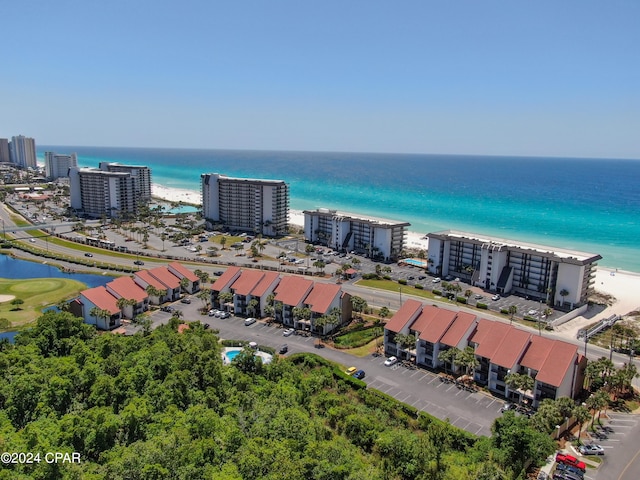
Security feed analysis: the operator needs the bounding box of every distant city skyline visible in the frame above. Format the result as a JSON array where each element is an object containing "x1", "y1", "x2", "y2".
[{"x1": 2, "y1": 1, "x2": 639, "y2": 159}]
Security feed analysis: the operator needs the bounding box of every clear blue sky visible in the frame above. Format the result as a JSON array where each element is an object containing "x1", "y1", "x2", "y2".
[{"x1": 2, "y1": 0, "x2": 639, "y2": 158}]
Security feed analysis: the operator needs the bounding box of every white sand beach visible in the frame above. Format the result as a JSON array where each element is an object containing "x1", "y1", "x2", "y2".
[{"x1": 151, "y1": 184, "x2": 201, "y2": 205}]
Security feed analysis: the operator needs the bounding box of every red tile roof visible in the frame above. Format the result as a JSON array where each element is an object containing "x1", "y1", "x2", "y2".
[
  {"x1": 251, "y1": 271, "x2": 280, "y2": 297},
  {"x1": 440, "y1": 311, "x2": 477, "y2": 348},
  {"x1": 106, "y1": 276, "x2": 148, "y2": 302},
  {"x1": 231, "y1": 270, "x2": 267, "y2": 296},
  {"x1": 304, "y1": 283, "x2": 342, "y2": 314},
  {"x1": 473, "y1": 321, "x2": 511, "y2": 359},
  {"x1": 148, "y1": 266, "x2": 181, "y2": 289},
  {"x1": 211, "y1": 266, "x2": 241, "y2": 292},
  {"x1": 409, "y1": 305, "x2": 439, "y2": 335},
  {"x1": 418, "y1": 309, "x2": 457, "y2": 343},
  {"x1": 274, "y1": 276, "x2": 314, "y2": 306},
  {"x1": 81, "y1": 286, "x2": 120, "y2": 314},
  {"x1": 177, "y1": 323, "x2": 190, "y2": 334},
  {"x1": 386, "y1": 299, "x2": 422, "y2": 333},
  {"x1": 522, "y1": 336, "x2": 578, "y2": 387},
  {"x1": 135, "y1": 270, "x2": 169, "y2": 291},
  {"x1": 491, "y1": 328, "x2": 532, "y2": 369},
  {"x1": 168, "y1": 262, "x2": 198, "y2": 282}
]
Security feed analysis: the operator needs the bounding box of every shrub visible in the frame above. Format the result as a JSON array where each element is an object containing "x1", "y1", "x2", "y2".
[
  {"x1": 476, "y1": 302, "x2": 488, "y2": 310},
  {"x1": 456, "y1": 296, "x2": 467, "y2": 304},
  {"x1": 398, "y1": 279, "x2": 407, "y2": 285},
  {"x1": 382, "y1": 275, "x2": 391, "y2": 280},
  {"x1": 362, "y1": 273, "x2": 379, "y2": 280},
  {"x1": 523, "y1": 315, "x2": 538, "y2": 322},
  {"x1": 414, "y1": 284, "x2": 424, "y2": 290},
  {"x1": 500, "y1": 308, "x2": 509, "y2": 315},
  {"x1": 432, "y1": 289, "x2": 442, "y2": 296}
]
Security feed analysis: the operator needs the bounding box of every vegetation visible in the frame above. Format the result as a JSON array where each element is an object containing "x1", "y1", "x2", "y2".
[
  {"x1": 0, "y1": 311, "x2": 557, "y2": 479},
  {"x1": 334, "y1": 326, "x2": 381, "y2": 349}
]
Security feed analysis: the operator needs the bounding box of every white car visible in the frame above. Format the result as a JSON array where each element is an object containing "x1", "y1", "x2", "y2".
[
  {"x1": 432, "y1": 277, "x2": 441, "y2": 283},
  {"x1": 384, "y1": 356, "x2": 398, "y2": 367},
  {"x1": 244, "y1": 317, "x2": 257, "y2": 326},
  {"x1": 579, "y1": 444, "x2": 604, "y2": 455},
  {"x1": 208, "y1": 309, "x2": 218, "y2": 317},
  {"x1": 283, "y1": 328, "x2": 295, "y2": 337},
  {"x1": 492, "y1": 294, "x2": 501, "y2": 301}
]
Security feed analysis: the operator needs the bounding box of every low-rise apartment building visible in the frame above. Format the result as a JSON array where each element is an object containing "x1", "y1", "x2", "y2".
[{"x1": 384, "y1": 301, "x2": 586, "y2": 406}]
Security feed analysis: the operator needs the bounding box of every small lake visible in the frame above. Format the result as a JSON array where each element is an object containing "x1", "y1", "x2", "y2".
[
  {"x1": 1, "y1": 255, "x2": 114, "y2": 342},
  {"x1": 0, "y1": 255, "x2": 112, "y2": 288}
]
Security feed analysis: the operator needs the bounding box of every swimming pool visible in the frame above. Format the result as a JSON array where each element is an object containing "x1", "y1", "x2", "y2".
[
  {"x1": 222, "y1": 346, "x2": 273, "y2": 365},
  {"x1": 402, "y1": 258, "x2": 427, "y2": 268}
]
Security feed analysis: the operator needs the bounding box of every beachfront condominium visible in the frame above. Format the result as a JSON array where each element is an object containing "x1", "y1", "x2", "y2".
[
  {"x1": 9, "y1": 135, "x2": 37, "y2": 169},
  {"x1": 99, "y1": 162, "x2": 152, "y2": 202},
  {"x1": 303, "y1": 208, "x2": 410, "y2": 262},
  {"x1": 427, "y1": 230, "x2": 601, "y2": 309},
  {"x1": 0, "y1": 139, "x2": 10, "y2": 163},
  {"x1": 201, "y1": 173, "x2": 289, "y2": 236},
  {"x1": 68, "y1": 166, "x2": 142, "y2": 219},
  {"x1": 45, "y1": 151, "x2": 78, "y2": 180}
]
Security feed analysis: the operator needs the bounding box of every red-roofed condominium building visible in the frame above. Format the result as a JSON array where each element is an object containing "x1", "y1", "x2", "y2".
[
  {"x1": 228, "y1": 270, "x2": 280, "y2": 317},
  {"x1": 384, "y1": 302, "x2": 586, "y2": 407},
  {"x1": 78, "y1": 286, "x2": 122, "y2": 330}
]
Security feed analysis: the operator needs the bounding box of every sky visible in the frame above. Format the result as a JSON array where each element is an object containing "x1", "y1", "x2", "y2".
[{"x1": 2, "y1": 0, "x2": 639, "y2": 158}]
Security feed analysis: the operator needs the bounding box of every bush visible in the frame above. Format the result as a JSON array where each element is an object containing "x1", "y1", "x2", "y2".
[
  {"x1": 476, "y1": 302, "x2": 488, "y2": 310},
  {"x1": 334, "y1": 327, "x2": 380, "y2": 348},
  {"x1": 432, "y1": 289, "x2": 442, "y2": 296},
  {"x1": 456, "y1": 296, "x2": 467, "y2": 304},
  {"x1": 382, "y1": 275, "x2": 391, "y2": 280},
  {"x1": 414, "y1": 284, "x2": 423, "y2": 290},
  {"x1": 523, "y1": 315, "x2": 537, "y2": 322},
  {"x1": 362, "y1": 273, "x2": 380, "y2": 280},
  {"x1": 398, "y1": 279, "x2": 407, "y2": 285},
  {"x1": 500, "y1": 308, "x2": 509, "y2": 314}
]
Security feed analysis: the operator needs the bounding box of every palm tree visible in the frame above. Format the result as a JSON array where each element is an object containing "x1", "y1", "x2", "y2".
[
  {"x1": 572, "y1": 405, "x2": 591, "y2": 445},
  {"x1": 313, "y1": 259, "x2": 326, "y2": 275},
  {"x1": 504, "y1": 372, "x2": 534, "y2": 406},
  {"x1": 248, "y1": 298, "x2": 259, "y2": 318},
  {"x1": 586, "y1": 390, "x2": 609, "y2": 426},
  {"x1": 559, "y1": 288, "x2": 569, "y2": 307},
  {"x1": 508, "y1": 305, "x2": 517, "y2": 324},
  {"x1": 218, "y1": 292, "x2": 234, "y2": 310},
  {"x1": 438, "y1": 348, "x2": 459, "y2": 374},
  {"x1": 350, "y1": 296, "x2": 368, "y2": 320},
  {"x1": 455, "y1": 346, "x2": 479, "y2": 376}
]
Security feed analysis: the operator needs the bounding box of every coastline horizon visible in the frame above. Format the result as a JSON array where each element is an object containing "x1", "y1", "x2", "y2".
[{"x1": 38, "y1": 146, "x2": 640, "y2": 274}]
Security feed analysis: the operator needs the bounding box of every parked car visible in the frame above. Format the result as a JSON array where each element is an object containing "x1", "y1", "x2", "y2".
[
  {"x1": 492, "y1": 294, "x2": 501, "y2": 301},
  {"x1": 345, "y1": 366, "x2": 357, "y2": 375},
  {"x1": 134, "y1": 260, "x2": 144, "y2": 265},
  {"x1": 384, "y1": 356, "x2": 398, "y2": 367},
  {"x1": 474, "y1": 294, "x2": 484, "y2": 299},
  {"x1": 244, "y1": 317, "x2": 256, "y2": 326},
  {"x1": 214, "y1": 270, "x2": 224, "y2": 276},
  {"x1": 418, "y1": 276, "x2": 426, "y2": 280},
  {"x1": 208, "y1": 309, "x2": 218, "y2": 316},
  {"x1": 432, "y1": 277, "x2": 441, "y2": 283},
  {"x1": 219, "y1": 311, "x2": 230, "y2": 319},
  {"x1": 354, "y1": 369, "x2": 366, "y2": 379},
  {"x1": 180, "y1": 297, "x2": 191, "y2": 304},
  {"x1": 84, "y1": 253, "x2": 93, "y2": 257},
  {"x1": 555, "y1": 463, "x2": 584, "y2": 479},
  {"x1": 578, "y1": 444, "x2": 604, "y2": 456},
  {"x1": 279, "y1": 344, "x2": 288, "y2": 354},
  {"x1": 283, "y1": 328, "x2": 295, "y2": 337},
  {"x1": 500, "y1": 402, "x2": 516, "y2": 413},
  {"x1": 555, "y1": 453, "x2": 586, "y2": 472}
]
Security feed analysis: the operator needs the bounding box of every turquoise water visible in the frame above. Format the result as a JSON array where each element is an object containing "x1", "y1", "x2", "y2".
[
  {"x1": 38, "y1": 146, "x2": 640, "y2": 272},
  {"x1": 225, "y1": 349, "x2": 241, "y2": 361}
]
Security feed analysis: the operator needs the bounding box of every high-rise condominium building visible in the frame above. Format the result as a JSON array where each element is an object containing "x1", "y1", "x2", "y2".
[
  {"x1": 99, "y1": 162, "x2": 152, "y2": 202},
  {"x1": 201, "y1": 173, "x2": 289, "y2": 236},
  {"x1": 45, "y1": 151, "x2": 78, "y2": 179},
  {"x1": 69, "y1": 166, "x2": 140, "y2": 219},
  {"x1": 0, "y1": 139, "x2": 10, "y2": 163},
  {"x1": 9, "y1": 135, "x2": 37, "y2": 168}
]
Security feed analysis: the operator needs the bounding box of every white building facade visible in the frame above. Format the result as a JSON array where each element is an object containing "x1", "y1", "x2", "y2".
[
  {"x1": 69, "y1": 166, "x2": 139, "y2": 219},
  {"x1": 44, "y1": 151, "x2": 78, "y2": 179},
  {"x1": 427, "y1": 230, "x2": 601, "y2": 308},
  {"x1": 99, "y1": 162, "x2": 152, "y2": 202},
  {"x1": 201, "y1": 173, "x2": 289, "y2": 236},
  {"x1": 9, "y1": 135, "x2": 37, "y2": 169},
  {"x1": 303, "y1": 208, "x2": 409, "y2": 261}
]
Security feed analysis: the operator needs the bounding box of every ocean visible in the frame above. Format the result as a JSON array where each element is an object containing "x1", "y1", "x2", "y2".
[{"x1": 38, "y1": 146, "x2": 640, "y2": 273}]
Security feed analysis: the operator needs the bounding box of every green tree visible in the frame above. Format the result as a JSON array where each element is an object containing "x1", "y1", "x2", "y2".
[
  {"x1": 455, "y1": 346, "x2": 479, "y2": 376},
  {"x1": 572, "y1": 405, "x2": 591, "y2": 445},
  {"x1": 350, "y1": 296, "x2": 368, "y2": 319}
]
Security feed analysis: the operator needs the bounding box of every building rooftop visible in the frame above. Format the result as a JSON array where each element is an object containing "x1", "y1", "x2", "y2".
[
  {"x1": 472, "y1": 320, "x2": 512, "y2": 360},
  {"x1": 303, "y1": 208, "x2": 410, "y2": 227},
  {"x1": 148, "y1": 266, "x2": 181, "y2": 289},
  {"x1": 385, "y1": 299, "x2": 422, "y2": 333},
  {"x1": 106, "y1": 276, "x2": 147, "y2": 302},
  {"x1": 418, "y1": 309, "x2": 458, "y2": 344},
  {"x1": 439, "y1": 311, "x2": 477, "y2": 348},
  {"x1": 211, "y1": 266, "x2": 241, "y2": 292},
  {"x1": 81, "y1": 286, "x2": 120, "y2": 315},
  {"x1": 304, "y1": 283, "x2": 342, "y2": 314},
  {"x1": 429, "y1": 229, "x2": 602, "y2": 263},
  {"x1": 135, "y1": 270, "x2": 168, "y2": 291},
  {"x1": 491, "y1": 328, "x2": 532, "y2": 370},
  {"x1": 168, "y1": 262, "x2": 199, "y2": 282},
  {"x1": 274, "y1": 276, "x2": 314, "y2": 306}
]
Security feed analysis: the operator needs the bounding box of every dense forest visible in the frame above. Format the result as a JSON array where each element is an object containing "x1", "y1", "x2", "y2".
[{"x1": 0, "y1": 312, "x2": 556, "y2": 479}]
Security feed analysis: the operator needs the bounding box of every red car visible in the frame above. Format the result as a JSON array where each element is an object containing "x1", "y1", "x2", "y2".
[{"x1": 555, "y1": 453, "x2": 586, "y2": 472}]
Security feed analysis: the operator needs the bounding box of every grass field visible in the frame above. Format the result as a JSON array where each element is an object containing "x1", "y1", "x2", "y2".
[{"x1": 0, "y1": 278, "x2": 86, "y2": 329}]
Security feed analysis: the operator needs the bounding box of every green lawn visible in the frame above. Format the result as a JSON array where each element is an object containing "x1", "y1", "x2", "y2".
[
  {"x1": 334, "y1": 327, "x2": 381, "y2": 348},
  {"x1": 0, "y1": 277, "x2": 86, "y2": 329},
  {"x1": 355, "y1": 278, "x2": 440, "y2": 301}
]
